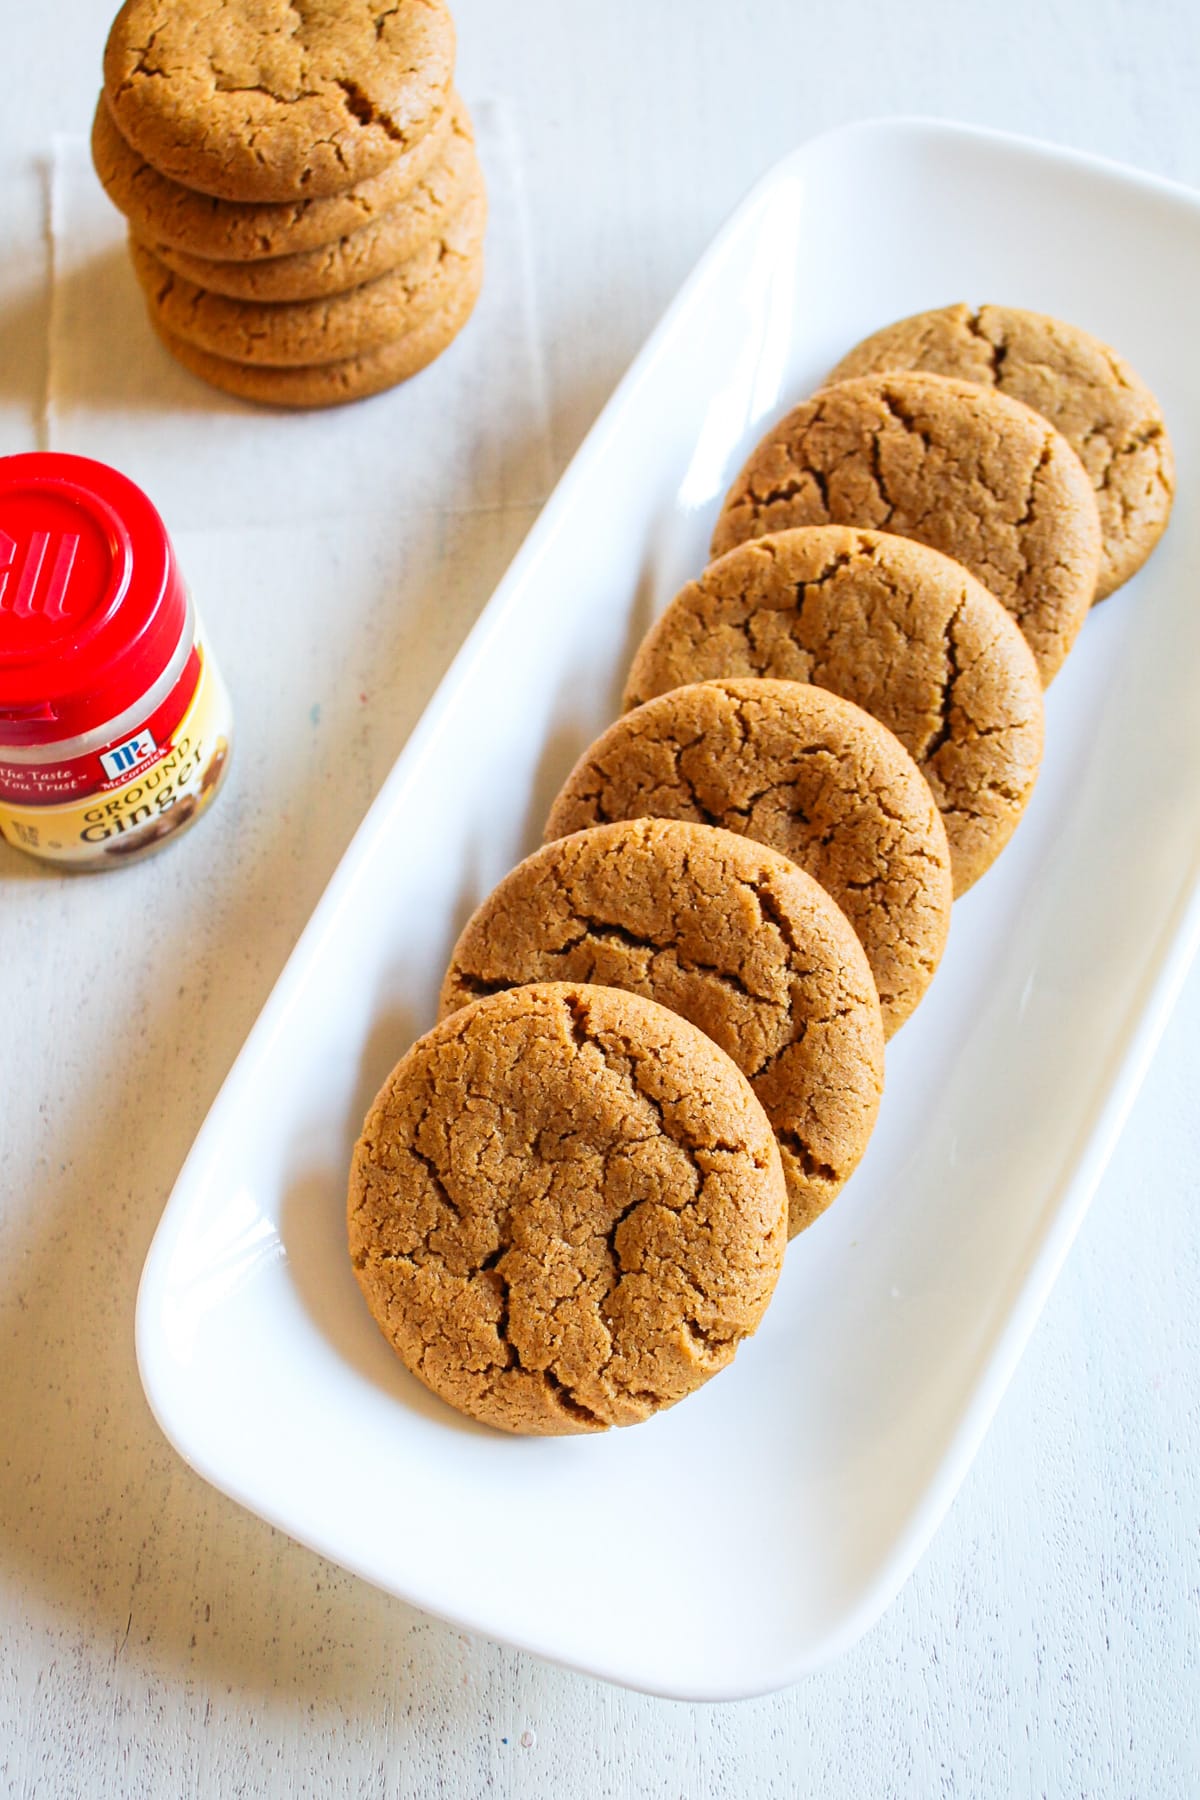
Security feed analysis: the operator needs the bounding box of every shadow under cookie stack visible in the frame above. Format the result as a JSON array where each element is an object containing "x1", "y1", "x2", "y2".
[{"x1": 92, "y1": 0, "x2": 481, "y2": 408}]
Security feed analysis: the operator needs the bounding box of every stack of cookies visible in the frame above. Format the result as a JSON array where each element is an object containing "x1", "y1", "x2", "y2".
[
  {"x1": 346, "y1": 302, "x2": 1175, "y2": 1438},
  {"x1": 92, "y1": 0, "x2": 483, "y2": 408}
]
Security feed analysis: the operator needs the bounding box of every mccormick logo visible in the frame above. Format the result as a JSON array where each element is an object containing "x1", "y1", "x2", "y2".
[
  {"x1": 100, "y1": 731, "x2": 158, "y2": 780},
  {"x1": 0, "y1": 529, "x2": 81, "y2": 621}
]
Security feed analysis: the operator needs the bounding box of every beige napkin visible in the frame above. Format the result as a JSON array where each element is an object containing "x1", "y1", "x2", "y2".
[
  {"x1": 41, "y1": 103, "x2": 555, "y2": 891},
  {"x1": 48, "y1": 102, "x2": 554, "y2": 531}
]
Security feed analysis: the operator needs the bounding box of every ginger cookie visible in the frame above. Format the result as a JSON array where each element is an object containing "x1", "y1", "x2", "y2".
[
  {"x1": 149, "y1": 252, "x2": 481, "y2": 406},
  {"x1": 91, "y1": 90, "x2": 458, "y2": 262},
  {"x1": 711, "y1": 372, "x2": 1102, "y2": 684},
  {"x1": 103, "y1": 0, "x2": 455, "y2": 202},
  {"x1": 348, "y1": 982, "x2": 788, "y2": 1435},
  {"x1": 129, "y1": 181, "x2": 485, "y2": 366},
  {"x1": 625, "y1": 527, "x2": 1045, "y2": 895},
  {"x1": 440, "y1": 819, "x2": 885, "y2": 1237},
  {"x1": 828, "y1": 304, "x2": 1174, "y2": 599},
  {"x1": 142, "y1": 108, "x2": 480, "y2": 301},
  {"x1": 544, "y1": 679, "x2": 953, "y2": 1036}
]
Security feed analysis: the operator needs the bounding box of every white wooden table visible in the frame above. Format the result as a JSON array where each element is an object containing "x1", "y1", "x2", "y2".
[{"x1": 1, "y1": 3, "x2": 1197, "y2": 1793}]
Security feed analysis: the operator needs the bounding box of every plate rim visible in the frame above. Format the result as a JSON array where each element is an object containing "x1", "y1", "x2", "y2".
[{"x1": 135, "y1": 113, "x2": 1200, "y2": 1701}]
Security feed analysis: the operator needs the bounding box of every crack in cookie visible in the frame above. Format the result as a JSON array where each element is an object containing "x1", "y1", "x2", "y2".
[
  {"x1": 140, "y1": 103, "x2": 478, "y2": 301},
  {"x1": 712, "y1": 371, "x2": 1102, "y2": 683},
  {"x1": 348, "y1": 984, "x2": 788, "y2": 1434},
  {"x1": 440, "y1": 818, "x2": 886, "y2": 1236},
  {"x1": 625, "y1": 526, "x2": 1045, "y2": 893},
  {"x1": 828, "y1": 305, "x2": 1173, "y2": 598},
  {"x1": 544, "y1": 679, "x2": 953, "y2": 1036},
  {"x1": 103, "y1": 0, "x2": 456, "y2": 202}
]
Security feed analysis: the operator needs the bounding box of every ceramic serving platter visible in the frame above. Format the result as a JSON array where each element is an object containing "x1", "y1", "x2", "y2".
[{"x1": 136, "y1": 118, "x2": 1200, "y2": 1700}]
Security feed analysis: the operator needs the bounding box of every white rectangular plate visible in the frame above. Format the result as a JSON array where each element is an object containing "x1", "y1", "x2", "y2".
[{"x1": 137, "y1": 119, "x2": 1200, "y2": 1701}]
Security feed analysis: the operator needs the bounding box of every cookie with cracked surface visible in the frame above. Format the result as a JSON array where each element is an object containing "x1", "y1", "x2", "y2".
[
  {"x1": 128, "y1": 178, "x2": 485, "y2": 366},
  {"x1": 439, "y1": 819, "x2": 885, "y2": 1237},
  {"x1": 544, "y1": 679, "x2": 953, "y2": 1036},
  {"x1": 625, "y1": 527, "x2": 1044, "y2": 895},
  {"x1": 828, "y1": 304, "x2": 1174, "y2": 599},
  {"x1": 140, "y1": 106, "x2": 480, "y2": 300},
  {"x1": 711, "y1": 371, "x2": 1102, "y2": 684},
  {"x1": 91, "y1": 88, "x2": 460, "y2": 262},
  {"x1": 348, "y1": 982, "x2": 788, "y2": 1435},
  {"x1": 149, "y1": 245, "x2": 481, "y2": 405},
  {"x1": 103, "y1": 0, "x2": 455, "y2": 203}
]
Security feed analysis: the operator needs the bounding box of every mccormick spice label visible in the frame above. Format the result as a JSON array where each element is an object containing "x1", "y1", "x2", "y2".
[
  {"x1": 0, "y1": 639, "x2": 233, "y2": 867},
  {"x1": 0, "y1": 451, "x2": 233, "y2": 872}
]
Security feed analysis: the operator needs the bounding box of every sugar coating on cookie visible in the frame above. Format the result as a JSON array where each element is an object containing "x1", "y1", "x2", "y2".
[
  {"x1": 150, "y1": 252, "x2": 481, "y2": 406},
  {"x1": 129, "y1": 181, "x2": 485, "y2": 366},
  {"x1": 440, "y1": 819, "x2": 885, "y2": 1236},
  {"x1": 828, "y1": 304, "x2": 1174, "y2": 599},
  {"x1": 544, "y1": 679, "x2": 953, "y2": 1036},
  {"x1": 142, "y1": 105, "x2": 479, "y2": 301},
  {"x1": 626, "y1": 527, "x2": 1045, "y2": 895},
  {"x1": 91, "y1": 90, "x2": 457, "y2": 261},
  {"x1": 712, "y1": 371, "x2": 1103, "y2": 684},
  {"x1": 103, "y1": 0, "x2": 456, "y2": 202},
  {"x1": 349, "y1": 982, "x2": 788, "y2": 1435}
]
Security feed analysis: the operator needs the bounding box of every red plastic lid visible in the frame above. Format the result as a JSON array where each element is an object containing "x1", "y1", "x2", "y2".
[{"x1": 0, "y1": 452, "x2": 187, "y2": 747}]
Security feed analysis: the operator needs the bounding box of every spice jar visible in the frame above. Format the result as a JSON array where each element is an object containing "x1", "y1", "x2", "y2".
[{"x1": 0, "y1": 451, "x2": 232, "y2": 869}]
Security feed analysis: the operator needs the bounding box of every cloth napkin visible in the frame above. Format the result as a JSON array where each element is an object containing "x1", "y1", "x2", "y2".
[{"x1": 47, "y1": 102, "x2": 554, "y2": 532}]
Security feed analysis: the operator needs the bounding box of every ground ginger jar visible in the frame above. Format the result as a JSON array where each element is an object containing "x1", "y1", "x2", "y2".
[{"x1": 0, "y1": 452, "x2": 232, "y2": 869}]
